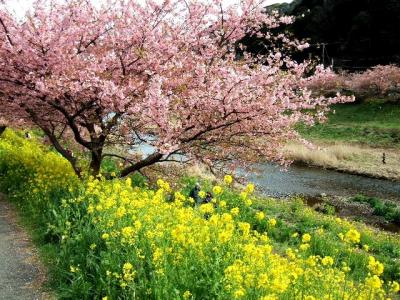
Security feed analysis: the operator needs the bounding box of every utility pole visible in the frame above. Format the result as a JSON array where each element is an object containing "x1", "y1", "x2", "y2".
[{"x1": 321, "y1": 43, "x2": 326, "y2": 67}]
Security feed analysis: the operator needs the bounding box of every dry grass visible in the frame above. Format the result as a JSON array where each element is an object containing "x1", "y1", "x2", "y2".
[{"x1": 284, "y1": 142, "x2": 400, "y2": 181}]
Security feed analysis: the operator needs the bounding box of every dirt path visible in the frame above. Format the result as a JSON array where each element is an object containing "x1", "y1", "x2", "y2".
[{"x1": 0, "y1": 194, "x2": 48, "y2": 300}]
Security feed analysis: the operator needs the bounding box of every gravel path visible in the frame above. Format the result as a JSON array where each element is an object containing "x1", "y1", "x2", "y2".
[{"x1": 0, "y1": 195, "x2": 48, "y2": 300}]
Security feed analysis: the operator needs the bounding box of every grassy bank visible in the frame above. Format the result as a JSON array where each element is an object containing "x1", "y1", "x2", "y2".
[
  {"x1": 1, "y1": 130, "x2": 400, "y2": 299},
  {"x1": 284, "y1": 142, "x2": 400, "y2": 181},
  {"x1": 298, "y1": 101, "x2": 400, "y2": 148}
]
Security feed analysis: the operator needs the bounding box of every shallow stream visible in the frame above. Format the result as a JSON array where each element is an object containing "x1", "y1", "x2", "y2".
[
  {"x1": 135, "y1": 142, "x2": 400, "y2": 201},
  {"x1": 244, "y1": 163, "x2": 400, "y2": 201}
]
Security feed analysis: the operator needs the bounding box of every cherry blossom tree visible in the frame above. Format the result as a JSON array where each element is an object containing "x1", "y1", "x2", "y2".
[
  {"x1": 305, "y1": 65, "x2": 400, "y2": 101},
  {"x1": 350, "y1": 65, "x2": 400, "y2": 100},
  {"x1": 0, "y1": 0, "x2": 351, "y2": 177},
  {"x1": 304, "y1": 66, "x2": 347, "y2": 96}
]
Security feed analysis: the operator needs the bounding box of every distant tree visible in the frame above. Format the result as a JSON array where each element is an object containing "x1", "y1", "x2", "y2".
[
  {"x1": 0, "y1": 0, "x2": 351, "y2": 177},
  {"x1": 350, "y1": 65, "x2": 400, "y2": 100},
  {"x1": 301, "y1": 64, "x2": 400, "y2": 102},
  {"x1": 303, "y1": 66, "x2": 346, "y2": 95}
]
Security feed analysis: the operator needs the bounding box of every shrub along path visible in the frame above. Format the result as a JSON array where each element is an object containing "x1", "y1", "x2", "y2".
[{"x1": 0, "y1": 194, "x2": 47, "y2": 300}]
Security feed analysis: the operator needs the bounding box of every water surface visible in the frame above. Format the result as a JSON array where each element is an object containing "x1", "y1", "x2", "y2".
[
  {"x1": 134, "y1": 142, "x2": 400, "y2": 201},
  {"x1": 245, "y1": 163, "x2": 400, "y2": 201}
]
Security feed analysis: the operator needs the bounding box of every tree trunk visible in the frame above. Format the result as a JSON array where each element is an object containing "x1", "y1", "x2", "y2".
[
  {"x1": 89, "y1": 149, "x2": 103, "y2": 176},
  {"x1": 0, "y1": 126, "x2": 6, "y2": 136}
]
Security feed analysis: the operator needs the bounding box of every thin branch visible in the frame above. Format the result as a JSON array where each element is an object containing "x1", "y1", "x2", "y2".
[
  {"x1": 76, "y1": 26, "x2": 114, "y2": 54},
  {"x1": 48, "y1": 98, "x2": 92, "y2": 148},
  {"x1": 118, "y1": 54, "x2": 126, "y2": 76},
  {"x1": 133, "y1": 131, "x2": 148, "y2": 143},
  {"x1": 0, "y1": 16, "x2": 14, "y2": 46}
]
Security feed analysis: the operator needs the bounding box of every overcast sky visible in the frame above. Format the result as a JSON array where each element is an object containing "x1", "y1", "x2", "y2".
[{"x1": 4, "y1": 0, "x2": 293, "y2": 19}]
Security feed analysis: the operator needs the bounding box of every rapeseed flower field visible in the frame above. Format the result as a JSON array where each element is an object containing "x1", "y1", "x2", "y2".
[{"x1": 0, "y1": 130, "x2": 399, "y2": 299}]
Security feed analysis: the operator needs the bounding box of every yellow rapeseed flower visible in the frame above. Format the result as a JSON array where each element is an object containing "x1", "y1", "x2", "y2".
[
  {"x1": 219, "y1": 230, "x2": 233, "y2": 243},
  {"x1": 344, "y1": 229, "x2": 360, "y2": 244},
  {"x1": 321, "y1": 256, "x2": 334, "y2": 266},
  {"x1": 234, "y1": 288, "x2": 246, "y2": 298},
  {"x1": 123, "y1": 262, "x2": 133, "y2": 272},
  {"x1": 224, "y1": 175, "x2": 233, "y2": 185},
  {"x1": 244, "y1": 198, "x2": 252, "y2": 206},
  {"x1": 231, "y1": 207, "x2": 240, "y2": 216},
  {"x1": 390, "y1": 281, "x2": 400, "y2": 293},
  {"x1": 70, "y1": 265, "x2": 79, "y2": 273},
  {"x1": 268, "y1": 218, "x2": 277, "y2": 227},
  {"x1": 255, "y1": 211, "x2": 265, "y2": 221},
  {"x1": 302, "y1": 233, "x2": 311, "y2": 243},
  {"x1": 365, "y1": 275, "x2": 382, "y2": 290},
  {"x1": 199, "y1": 203, "x2": 214, "y2": 214},
  {"x1": 183, "y1": 290, "x2": 192, "y2": 299},
  {"x1": 367, "y1": 256, "x2": 384, "y2": 276},
  {"x1": 300, "y1": 243, "x2": 310, "y2": 251},
  {"x1": 121, "y1": 226, "x2": 134, "y2": 238},
  {"x1": 213, "y1": 185, "x2": 222, "y2": 195},
  {"x1": 245, "y1": 183, "x2": 255, "y2": 194}
]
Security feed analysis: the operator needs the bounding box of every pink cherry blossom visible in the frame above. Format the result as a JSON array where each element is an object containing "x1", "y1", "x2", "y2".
[{"x1": 0, "y1": 0, "x2": 352, "y2": 177}]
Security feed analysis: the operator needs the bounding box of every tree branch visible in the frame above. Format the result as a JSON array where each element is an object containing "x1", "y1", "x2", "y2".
[
  {"x1": 48, "y1": 99, "x2": 92, "y2": 148},
  {"x1": 0, "y1": 16, "x2": 14, "y2": 46},
  {"x1": 120, "y1": 152, "x2": 163, "y2": 177},
  {"x1": 25, "y1": 108, "x2": 81, "y2": 177}
]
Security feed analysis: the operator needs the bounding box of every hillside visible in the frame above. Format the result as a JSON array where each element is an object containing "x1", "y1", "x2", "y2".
[{"x1": 266, "y1": 0, "x2": 400, "y2": 70}]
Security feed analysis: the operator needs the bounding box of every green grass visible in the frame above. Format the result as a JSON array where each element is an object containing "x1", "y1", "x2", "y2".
[
  {"x1": 351, "y1": 195, "x2": 400, "y2": 224},
  {"x1": 298, "y1": 101, "x2": 400, "y2": 147}
]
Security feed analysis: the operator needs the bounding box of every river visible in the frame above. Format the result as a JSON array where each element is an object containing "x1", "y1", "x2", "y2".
[
  {"x1": 244, "y1": 163, "x2": 400, "y2": 201},
  {"x1": 134, "y1": 143, "x2": 400, "y2": 201}
]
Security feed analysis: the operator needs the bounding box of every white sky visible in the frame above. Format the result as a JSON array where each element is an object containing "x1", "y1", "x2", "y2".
[{"x1": 4, "y1": 0, "x2": 293, "y2": 19}]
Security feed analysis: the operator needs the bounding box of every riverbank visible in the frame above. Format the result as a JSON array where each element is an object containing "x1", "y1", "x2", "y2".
[
  {"x1": 284, "y1": 141, "x2": 400, "y2": 181},
  {"x1": 302, "y1": 194, "x2": 400, "y2": 234},
  {"x1": 292, "y1": 101, "x2": 400, "y2": 181}
]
